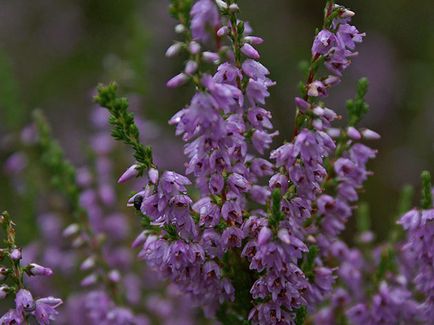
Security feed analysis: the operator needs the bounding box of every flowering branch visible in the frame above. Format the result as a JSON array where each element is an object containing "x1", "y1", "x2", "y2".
[
  {"x1": 33, "y1": 111, "x2": 123, "y2": 305},
  {"x1": 94, "y1": 82, "x2": 154, "y2": 178},
  {"x1": 0, "y1": 211, "x2": 62, "y2": 324}
]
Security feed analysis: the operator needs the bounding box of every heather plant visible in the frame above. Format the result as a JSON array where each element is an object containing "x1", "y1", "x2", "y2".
[
  {"x1": 0, "y1": 211, "x2": 62, "y2": 324},
  {"x1": 1, "y1": 1, "x2": 434, "y2": 325}
]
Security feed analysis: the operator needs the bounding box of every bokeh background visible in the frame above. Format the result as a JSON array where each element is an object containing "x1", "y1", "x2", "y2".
[{"x1": 0, "y1": 0, "x2": 433, "y2": 241}]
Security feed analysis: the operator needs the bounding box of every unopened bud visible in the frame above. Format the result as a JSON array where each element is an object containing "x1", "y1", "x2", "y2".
[
  {"x1": 174, "y1": 24, "x2": 185, "y2": 34},
  {"x1": 81, "y1": 273, "x2": 98, "y2": 287},
  {"x1": 341, "y1": 8, "x2": 355, "y2": 18},
  {"x1": 241, "y1": 43, "x2": 260, "y2": 60},
  {"x1": 165, "y1": 42, "x2": 183, "y2": 58},
  {"x1": 277, "y1": 229, "x2": 291, "y2": 245},
  {"x1": 27, "y1": 263, "x2": 53, "y2": 277},
  {"x1": 118, "y1": 164, "x2": 139, "y2": 184},
  {"x1": 229, "y1": 3, "x2": 239, "y2": 12},
  {"x1": 0, "y1": 267, "x2": 9, "y2": 281},
  {"x1": 202, "y1": 52, "x2": 220, "y2": 64},
  {"x1": 189, "y1": 41, "x2": 201, "y2": 54},
  {"x1": 244, "y1": 36, "x2": 264, "y2": 45},
  {"x1": 361, "y1": 129, "x2": 381, "y2": 140},
  {"x1": 347, "y1": 127, "x2": 361, "y2": 140},
  {"x1": 10, "y1": 248, "x2": 22, "y2": 261},
  {"x1": 185, "y1": 60, "x2": 198, "y2": 75},
  {"x1": 108, "y1": 270, "x2": 121, "y2": 283},
  {"x1": 215, "y1": 0, "x2": 228, "y2": 10},
  {"x1": 167, "y1": 73, "x2": 189, "y2": 88},
  {"x1": 80, "y1": 256, "x2": 96, "y2": 271},
  {"x1": 257, "y1": 227, "x2": 272, "y2": 245},
  {"x1": 217, "y1": 26, "x2": 229, "y2": 37},
  {"x1": 63, "y1": 224, "x2": 80, "y2": 237},
  {"x1": 148, "y1": 168, "x2": 159, "y2": 184},
  {"x1": 0, "y1": 285, "x2": 10, "y2": 300}
]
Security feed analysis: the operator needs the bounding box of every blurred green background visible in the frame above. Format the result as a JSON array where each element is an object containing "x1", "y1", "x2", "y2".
[{"x1": 0, "y1": 0, "x2": 433, "y2": 240}]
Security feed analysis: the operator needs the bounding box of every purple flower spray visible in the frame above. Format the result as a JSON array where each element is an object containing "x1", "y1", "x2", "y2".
[{"x1": 0, "y1": 211, "x2": 62, "y2": 324}]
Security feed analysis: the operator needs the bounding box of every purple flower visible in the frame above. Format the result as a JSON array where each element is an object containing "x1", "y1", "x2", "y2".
[
  {"x1": 190, "y1": 0, "x2": 219, "y2": 42},
  {"x1": 227, "y1": 173, "x2": 250, "y2": 194},
  {"x1": 242, "y1": 59, "x2": 270, "y2": 80},
  {"x1": 252, "y1": 130, "x2": 277, "y2": 154},
  {"x1": 248, "y1": 107, "x2": 273, "y2": 130},
  {"x1": 246, "y1": 79, "x2": 270, "y2": 105},
  {"x1": 222, "y1": 200, "x2": 243, "y2": 224},
  {"x1": 192, "y1": 197, "x2": 220, "y2": 227},
  {"x1": 16, "y1": 289, "x2": 35, "y2": 315},
  {"x1": 312, "y1": 30, "x2": 337, "y2": 55},
  {"x1": 34, "y1": 297, "x2": 63, "y2": 325},
  {"x1": 222, "y1": 227, "x2": 244, "y2": 251},
  {"x1": 336, "y1": 24, "x2": 365, "y2": 50},
  {"x1": 159, "y1": 171, "x2": 191, "y2": 194}
]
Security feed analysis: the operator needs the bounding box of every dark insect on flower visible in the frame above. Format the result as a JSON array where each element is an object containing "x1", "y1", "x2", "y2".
[{"x1": 133, "y1": 195, "x2": 144, "y2": 210}]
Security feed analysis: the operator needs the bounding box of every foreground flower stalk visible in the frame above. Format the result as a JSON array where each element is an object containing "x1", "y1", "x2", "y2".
[
  {"x1": 97, "y1": 1, "x2": 380, "y2": 324},
  {"x1": 0, "y1": 211, "x2": 62, "y2": 324}
]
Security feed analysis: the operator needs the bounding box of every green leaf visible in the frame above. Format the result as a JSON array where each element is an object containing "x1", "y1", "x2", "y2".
[
  {"x1": 346, "y1": 78, "x2": 369, "y2": 126},
  {"x1": 421, "y1": 171, "x2": 432, "y2": 209},
  {"x1": 356, "y1": 202, "x2": 370, "y2": 233}
]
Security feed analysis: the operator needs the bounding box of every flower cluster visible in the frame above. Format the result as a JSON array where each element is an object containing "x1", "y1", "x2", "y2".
[
  {"x1": 0, "y1": 211, "x2": 62, "y2": 324},
  {"x1": 399, "y1": 172, "x2": 434, "y2": 321},
  {"x1": 97, "y1": 1, "x2": 378, "y2": 324},
  {"x1": 1, "y1": 1, "x2": 434, "y2": 325}
]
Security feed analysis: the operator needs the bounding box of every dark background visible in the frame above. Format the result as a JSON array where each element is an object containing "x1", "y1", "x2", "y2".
[{"x1": 0, "y1": 0, "x2": 433, "y2": 240}]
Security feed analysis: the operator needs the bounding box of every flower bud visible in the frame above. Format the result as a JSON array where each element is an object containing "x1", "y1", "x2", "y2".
[
  {"x1": 63, "y1": 223, "x2": 80, "y2": 237},
  {"x1": 81, "y1": 273, "x2": 97, "y2": 287},
  {"x1": 347, "y1": 127, "x2": 361, "y2": 140},
  {"x1": 0, "y1": 285, "x2": 9, "y2": 300},
  {"x1": 295, "y1": 97, "x2": 310, "y2": 113},
  {"x1": 132, "y1": 231, "x2": 148, "y2": 248},
  {"x1": 148, "y1": 168, "x2": 159, "y2": 184},
  {"x1": 202, "y1": 52, "x2": 220, "y2": 64},
  {"x1": 241, "y1": 43, "x2": 260, "y2": 60},
  {"x1": 189, "y1": 41, "x2": 201, "y2": 54},
  {"x1": 108, "y1": 270, "x2": 121, "y2": 283},
  {"x1": 327, "y1": 128, "x2": 341, "y2": 138},
  {"x1": 27, "y1": 263, "x2": 53, "y2": 277},
  {"x1": 165, "y1": 42, "x2": 182, "y2": 58},
  {"x1": 340, "y1": 8, "x2": 355, "y2": 18},
  {"x1": 80, "y1": 256, "x2": 96, "y2": 271},
  {"x1": 313, "y1": 106, "x2": 325, "y2": 116},
  {"x1": 324, "y1": 75, "x2": 341, "y2": 87},
  {"x1": 167, "y1": 73, "x2": 188, "y2": 88},
  {"x1": 217, "y1": 26, "x2": 229, "y2": 37},
  {"x1": 215, "y1": 0, "x2": 228, "y2": 10},
  {"x1": 72, "y1": 236, "x2": 85, "y2": 248},
  {"x1": 118, "y1": 164, "x2": 139, "y2": 184},
  {"x1": 362, "y1": 129, "x2": 381, "y2": 140},
  {"x1": 277, "y1": 228, "x2": 291, "y2": 244},
  {"x1": 0, "y1": 267, "x2": 9, "y2": 281},
  {"x1": 10, "y1": 248, "x2": 22, "y2": 261},
  {"x1": 244, "y1": 36, "x2": 264, "y2": 45},
  {"x1": 174, "y1": 24, "x2": 185, "y2": 34},
  {"x1": 229, "y1": 3, "x2": 239, "y2": 12},
  {"x1": 257, "y1": 226, "x2": 272, "y2": 245},
  {"x1": 37, "y1": 297, "x2": 63, "y2": 308},
  {"x1": 185, "y1": 60, "x2": 198, "y2": 75}
]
